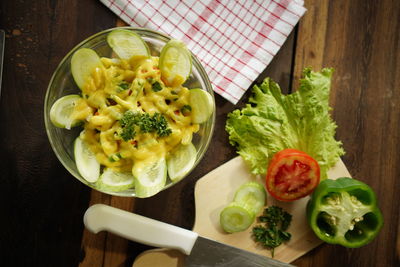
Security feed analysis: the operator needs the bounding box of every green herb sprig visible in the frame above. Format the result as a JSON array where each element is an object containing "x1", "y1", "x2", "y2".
[
  {"x1": 252, "y1": 206, "x2": 292, "y2": 257},
  {"x1": 151, "y1": 81, "x2": 163, "y2": 92},
  {"x1": 119, "y1": 111, "x2": 172, "y2": 141}
]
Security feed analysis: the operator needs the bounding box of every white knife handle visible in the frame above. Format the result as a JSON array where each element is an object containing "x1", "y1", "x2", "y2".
[{"x1": 84, "y1": 204, "x2": 198, "y2": 255}]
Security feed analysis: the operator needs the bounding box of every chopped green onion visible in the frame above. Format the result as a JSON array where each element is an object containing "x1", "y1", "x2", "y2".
[
  {"x1": 152, "y1": 81, "x2": 163, "y2": 92},
  {"x1": 117, "y1": 81, "x2": 130, "y2": 92}
]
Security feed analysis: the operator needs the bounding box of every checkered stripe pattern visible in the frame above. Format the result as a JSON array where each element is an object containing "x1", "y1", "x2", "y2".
[{"x1": 100, "y1": 0, "x2": 306, "y2": 104}]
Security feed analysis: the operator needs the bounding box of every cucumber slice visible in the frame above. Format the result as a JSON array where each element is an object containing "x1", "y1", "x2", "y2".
[
  {"x1": 49, "y1": 94, "x2": 82, "y2": 129},
  {"x1": 220, "y1": 202, "x2": 255, "y2": 233},
  {"x1": 96, "y1": 168, "x2": 134, "y2": 192},
  {"x1": 132, "y1": 157, "x2": 167, "y2": 198},
  {"x1": 107, "y1": 29, "x2": 150, "y2": 60},
  {"x1": 234, "y1": 182, "x2": 266, "y2": 215},
  {"x1": 71, "y1": 48, "x2": 102, "y2": 89},
  {"x1": 190, "y1": 89, "x2": 214, "y2": 124},
  {"x1": 159, "y1": 39, "x2": 192, "y2": 86},
  {"x1": 167, "y1": 143, "x2": 197, "y2": 182},
  {"x1": 74, "y1": 136, "x2": 100, "y2": 183}
]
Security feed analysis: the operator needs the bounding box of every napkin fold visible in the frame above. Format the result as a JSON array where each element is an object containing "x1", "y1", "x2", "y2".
[{"x1": 100, "y1": 0, "x2": 306, "y2": 104}]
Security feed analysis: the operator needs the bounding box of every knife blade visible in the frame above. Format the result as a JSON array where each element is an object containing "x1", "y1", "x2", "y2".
[{"x1": 84, "y1": 204, "x2": 293, "y2": 267}]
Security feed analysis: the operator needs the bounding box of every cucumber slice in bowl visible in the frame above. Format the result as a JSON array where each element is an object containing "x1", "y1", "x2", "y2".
[
  {"x1": 74, "y1": 136, "x2": 100, "y2": 183},
  {"x1": 159, "y1": 39, "x2": 192, "y2": 86},
  {"x1": 234, "y1": 182, "x2": 266, "y2": 215},
  {"x1": 96, "y1": 168, "x2": 135, "y2": 192},
  {"x1": 49, "y1": 94, "x2": 82, "y2": 129},
  {"x1": 107, "y1": 29, "x2": 150, "y2": 60},
  {"x1": 167, "y1": 142, "x2": 197, "y2": 182},
  {"x1": 132, "y1": 157, "x2": 167, "y2": 198},
  {"x1": 220, "y1": 202, "x2": 255, "y2": 233},
  {"x1": 190, "y1": 89, "x2": 214, "y2": 124},
  {"x1": 71, "y1": 48, "x2": 102, "y2": 90}
]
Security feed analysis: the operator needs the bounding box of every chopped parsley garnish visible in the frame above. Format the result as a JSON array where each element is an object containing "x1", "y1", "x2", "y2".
[
  {"x1": 252, "y1": 206, "x2": 292, "y2": 257},
  {"x1": 152, "y1": 113, "x2": 172, "y2": 137},
  {"x1": 138, "y1": 113, "x2": 154, "y2": 133},
  {"x1": 119, "y1": 110, "x2": 172, "y2": 141},
  {"x1": 152, "y1": 81, "x2": 163, "y2": 92},
  {"x1": 119, "y1": 111, "x2": 137, "y2": 141}
]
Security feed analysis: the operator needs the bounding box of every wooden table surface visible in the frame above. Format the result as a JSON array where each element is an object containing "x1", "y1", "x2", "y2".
[{"x1": 1, "y1": 0, "x2": 399, "y2": 266}]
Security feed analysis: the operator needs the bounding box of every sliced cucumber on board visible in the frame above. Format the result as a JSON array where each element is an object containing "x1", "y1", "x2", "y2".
[
  {"x1": 220, "y1": 202, "x2": 255, "y2": 233},
  {"x1": 220, "y1": 181, "x2": 266, "y2": 233},
  {"x1": 233, "y1": 182, "x2": 266, "y2": 215}
]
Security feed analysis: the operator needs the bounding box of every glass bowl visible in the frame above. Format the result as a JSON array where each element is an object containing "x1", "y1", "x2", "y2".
[{"x1": 44, "y1": 27, "x2": 215, "y2": 197}]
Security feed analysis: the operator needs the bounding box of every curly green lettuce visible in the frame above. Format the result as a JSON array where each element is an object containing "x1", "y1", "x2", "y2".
[{"x1": 226, "y1": 68, "x2": 344, "y2": 179}]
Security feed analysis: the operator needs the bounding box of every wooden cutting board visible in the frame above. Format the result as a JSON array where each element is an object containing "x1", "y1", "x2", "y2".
[{"x1": 133, "y1": 156, "x2": 351, "y2": 266}]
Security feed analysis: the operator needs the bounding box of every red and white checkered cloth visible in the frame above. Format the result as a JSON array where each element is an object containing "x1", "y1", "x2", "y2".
[{"x1": 100, "y1": 0, "x2": 306, "y2": 104}]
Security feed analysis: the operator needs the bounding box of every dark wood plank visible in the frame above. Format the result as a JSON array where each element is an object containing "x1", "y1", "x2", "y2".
[
  {"x1": 0, "y1": 0, "x2": 116, "y2": 266},
  {"x1": 79, "y1": 191, "x2": 136, "y2": 267},
  {"x1": 80, "y1": 191, "x2": 111, "y2": 267},
  {"x1": 292, "y1": 0, "x2": 400, "y2": 266}
]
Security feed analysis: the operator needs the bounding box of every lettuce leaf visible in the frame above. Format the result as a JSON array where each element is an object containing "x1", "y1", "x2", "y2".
[{"x1": 225, "y1": 68, "x2": 344, "y2": 179}]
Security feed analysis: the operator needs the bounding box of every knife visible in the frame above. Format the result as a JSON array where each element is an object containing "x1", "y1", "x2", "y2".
[{"x1": 84, "y1": 204, "x2": 293, "y2": 267}]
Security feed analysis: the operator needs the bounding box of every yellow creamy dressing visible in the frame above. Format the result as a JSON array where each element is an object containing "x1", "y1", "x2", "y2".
[{"x1": 71, "y1": 55, "x2": 199, "y2": 173}]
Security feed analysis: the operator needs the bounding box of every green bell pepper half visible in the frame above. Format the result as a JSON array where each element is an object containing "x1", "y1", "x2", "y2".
[{"x1": 306, "y1": 177, "x2": 383, "y2": 248}]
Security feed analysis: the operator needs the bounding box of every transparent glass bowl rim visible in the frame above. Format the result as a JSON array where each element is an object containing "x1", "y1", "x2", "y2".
[{"x1": 44, "y1": 26, "x2": 216, "y2": 197}]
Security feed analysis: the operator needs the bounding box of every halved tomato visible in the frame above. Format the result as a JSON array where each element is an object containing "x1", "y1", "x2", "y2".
[{"x1": 266, "y1": 149, "x2": 320, "y2": 201}]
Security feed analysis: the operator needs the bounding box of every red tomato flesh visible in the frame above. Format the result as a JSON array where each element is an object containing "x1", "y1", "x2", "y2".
[{"x1": 266, "y1": 149, "x2": 320, "y2": 201}]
